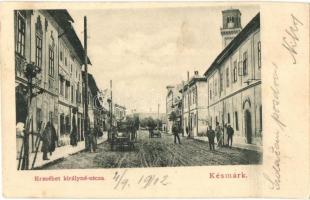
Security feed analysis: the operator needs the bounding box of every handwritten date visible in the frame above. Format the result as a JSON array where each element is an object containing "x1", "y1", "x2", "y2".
[{"x1": 113, "y1": 170, "x2": 170, "y2": 190}]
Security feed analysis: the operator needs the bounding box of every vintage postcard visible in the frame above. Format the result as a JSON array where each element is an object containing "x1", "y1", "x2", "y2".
[{"x1": 0, "y1": 2, "x2": 309, "y2": 198}]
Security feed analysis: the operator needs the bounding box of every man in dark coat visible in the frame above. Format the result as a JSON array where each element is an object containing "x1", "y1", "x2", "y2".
[
  {"x1": 227, "y1": 124, "x2": 234, "y2": 148},
  {"x1": 172, "y1": 123, "x2": 181, "y2": 144},
  {"x1": 41, "y1": 122, "x2": 52, "y2": 160},
  {"x1": 207, "y1": 126, "x2": 215, "y2": 150},
  {"x1": 49, "y1": 122, "x2": 57, "y2": 155}
]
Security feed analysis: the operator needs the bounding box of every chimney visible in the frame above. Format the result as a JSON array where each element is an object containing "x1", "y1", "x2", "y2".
[{"x1": 194, "y1": 70, "x2": 199, "y2": 76}]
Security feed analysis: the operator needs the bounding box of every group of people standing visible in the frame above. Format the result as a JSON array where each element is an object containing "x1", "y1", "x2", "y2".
[
  {"x1": 207, "y1": 122, "x2": 234, "y2": 150},
  {"x1": 171, "y1": 121, "x2": 235, "y2": 150}
]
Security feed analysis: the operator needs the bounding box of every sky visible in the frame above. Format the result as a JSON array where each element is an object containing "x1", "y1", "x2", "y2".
[{"x1": 69, "y1": 5, "x2": 259, "y2": 114}]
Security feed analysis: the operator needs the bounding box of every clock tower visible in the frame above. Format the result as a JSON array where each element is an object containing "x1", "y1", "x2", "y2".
[{"x1": 220, "y1": 9, "x2": 242, "y2": 48}]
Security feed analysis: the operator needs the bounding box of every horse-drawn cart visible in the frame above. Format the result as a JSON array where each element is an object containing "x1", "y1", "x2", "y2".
[
  {"x1": 110, "y1": 122, "x2": 137, "y2": 151},
  {"x1": 149, "y1": 128, "x2": 161, "y2": 138}
]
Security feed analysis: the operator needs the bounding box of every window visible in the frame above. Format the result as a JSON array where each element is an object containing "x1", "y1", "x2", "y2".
[
  {"x1": 234, "y1": 111, "x2": 239, "y2": 131},
  {"x1": 48, "y1": 47, "x2": 55, "y2": 76},
  {"x1": 210, "y1": 89, "x2": 212, "y2": 100},
  {"x1": 258, "y1": 41, "x2": 261, "y2": 68},
  {"x1": 16, "y1": 11, "x2": 26, "y2": 56},
  {"x1": 59, "y1": 77, "x2": 63, "y2": 96},
  {"x1": 60, "y1": 114, "x2": 65, "y2": 135},
  {"x1": 35, "y1": 35, "x2": 42, "y2": 67},
  {"x1": 36, "y1": 108, "x2": 42, "y2": 132},
  {"x1": 65, "y1": 81, "x2": 69, "y2": 99},
  {"x1": 243, "y1": 51, "x2": 248, "y2": 75},
  {"x1": 220, "y1": 72, "x2": 223, "y2": 93},
  {"x1": 214, "y1": 79, "x2": 217, "y2": 96},
  {"x1": 65, "y1": 57, "x2": 68, "y2": 66},
  {"x1": 49, "y1": 111, "x2": 53, "y2": 124},
  {"x1": 65, "y1": 115, "x2": 70, "y2": 133},
  {"x1": 233, "y1": 60, "x2": 238, "y2": 82},
  {"x1": 227, "y1": 113, "x2": 230, "y2": 124},
  {"x1": 71, "y1": 85, "x2": 74, "y2": 103},
  {"x1": 226, "y1": 68, "x2": 230, "y2": 87},
  {"x1": 35, "y1": 16, "x2": 43, "y2": 68},
  {"x1": 60, "y1": 51, "x2": 63, "y2": 61}
]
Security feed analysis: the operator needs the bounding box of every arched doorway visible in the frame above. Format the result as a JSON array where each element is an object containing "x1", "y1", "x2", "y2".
[{"x1": 244, "y1": 110, "x2": 252, "y2": 144}]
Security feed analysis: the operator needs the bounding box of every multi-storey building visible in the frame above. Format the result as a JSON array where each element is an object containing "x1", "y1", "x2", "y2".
[
  {"x1": 57, "y1": 11, "x2": 87, "y2": 145},
  {"x1": 181, "y1": 71, "x2": 208, "y2": 137},
  {"x1": 15, "y1": 10, "x2": 90, "y2": 153},
  {"x1": 15, "y1": 10, "x2": 64, "y2": 152},
  {"x1": 204, "y1": 11, "x2": 262, "y2": 146}
]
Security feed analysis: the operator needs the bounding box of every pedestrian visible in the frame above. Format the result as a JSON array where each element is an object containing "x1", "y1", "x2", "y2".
[
  {"x1": 172, "y1": 123, "x2": 181, "y2": 144},
  {"x1": 49, "y1": 122, "x2": 57, "y2": 156},
  {"x1": 207, "y1": 126, "x2": 215, "y2": 150},
  {"x1": 185, "y1": 126, "x2": 189, "y2": 137},
  {"x1": 70, "y1": 124, "x2": 78, "y2": 147},
  {"x1": 88, "y1": 123, "x2": 97, "y2": 153},
  {"x1": 41, "y1": 122, "x2": 52, "y2": 160},
  {"x1": 16, "y1": 122, "x2": 25, "y2": 160},
  {"x1": 215, "y1": 122, "x2": 223, "y2": 147},
  {"x1": 227, "y1": 124, "x2": 234, "y2": 148}
]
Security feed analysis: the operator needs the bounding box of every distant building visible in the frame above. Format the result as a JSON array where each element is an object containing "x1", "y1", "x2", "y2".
[
  {"x1": 181, "y1": 71, "x2": 208, "y2": 138},
  {"x1": 204, "y1": 11, "x2": 262, "y2": 146},
  {"x1": 166, "y1": 84, "x2": 182, "y2": 133},
  {"x1": 114, "y1": 104, "x2": 126, "y2": 122}
]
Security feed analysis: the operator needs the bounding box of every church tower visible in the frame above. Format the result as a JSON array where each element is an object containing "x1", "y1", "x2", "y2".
[{"x1": 220, "y1": 9, "x2": 242, "y2": 48}]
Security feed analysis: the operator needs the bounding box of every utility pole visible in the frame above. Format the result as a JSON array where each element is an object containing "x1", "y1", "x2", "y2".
[
  {"x1": 83, "y1": 16, "x2": 89, "y2": 150},
  {"x1": 187, "y1": 71, "x2": 191, "y2": 138},
  {"x1": 181, "y1": 80, "x2": 185, "y2": 137},
  {"x1": 109, "y1": 80, "x2": 113, "y2": 140},
  {"x1": 157, "y1": 103, "x2": 160, "y2": 129}
]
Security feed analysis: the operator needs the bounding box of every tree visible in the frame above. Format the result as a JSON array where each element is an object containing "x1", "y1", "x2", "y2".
[{"x1": 168, "y1": 111, "x2": 178, "y2": 122}]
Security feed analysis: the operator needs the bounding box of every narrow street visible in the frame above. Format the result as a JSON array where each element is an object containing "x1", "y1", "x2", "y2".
[{"x1": 41, "y1": 130, "x2": 262, "y2": 169}]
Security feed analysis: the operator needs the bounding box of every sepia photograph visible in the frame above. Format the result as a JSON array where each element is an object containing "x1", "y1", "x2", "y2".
[{"x1": 14, "y1": 5, "x2": 262, "y2": 170}]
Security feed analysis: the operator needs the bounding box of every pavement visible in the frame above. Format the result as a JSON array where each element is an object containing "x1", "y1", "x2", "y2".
[
  {"x1": 193, "y1": 136, "x2": 262, "y2": 152},
  {"x1": 25, "y1": 132, "x2": 107, "y2": 169}
]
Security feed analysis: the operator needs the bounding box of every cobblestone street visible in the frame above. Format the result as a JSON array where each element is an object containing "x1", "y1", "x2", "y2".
[{"x1": 41, "y1": 130, "x2": 262, "y2": 169}]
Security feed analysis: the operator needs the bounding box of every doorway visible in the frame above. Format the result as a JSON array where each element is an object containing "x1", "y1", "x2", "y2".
[{"x1": 245, "y1": 110, "x2": 252, "y2": 144}]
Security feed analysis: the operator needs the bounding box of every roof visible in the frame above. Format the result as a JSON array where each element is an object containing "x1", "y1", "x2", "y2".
[
  {"x1": 47, "y1": 10, "x2": 92, "y2": 65},
  {"x1": 180, "y1": 76, "x2": 207, "y2": 93},
  {"x1": 82, "y1": 72, "x2": 99, "y2": 97},
  {"x1": 204, "y1": 12, "x2": 260, "y2": 77}
]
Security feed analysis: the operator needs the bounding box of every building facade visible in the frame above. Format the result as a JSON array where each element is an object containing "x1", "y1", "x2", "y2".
[
  {"x1": 204, "y1": 11, "x2": 262, "y2": 146},
  {"x1": 15, "y1": 10, "x2": 64, "y2": 152},
  {"x1": 15, "y1": 10, "x2": 92, "y2": 158},
  {"x1": 57, "y1": 13, "x2": 86, "y2": 145},
  {"x1": 181, "y1": 71, "x2": 208, "y2": 138}
]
